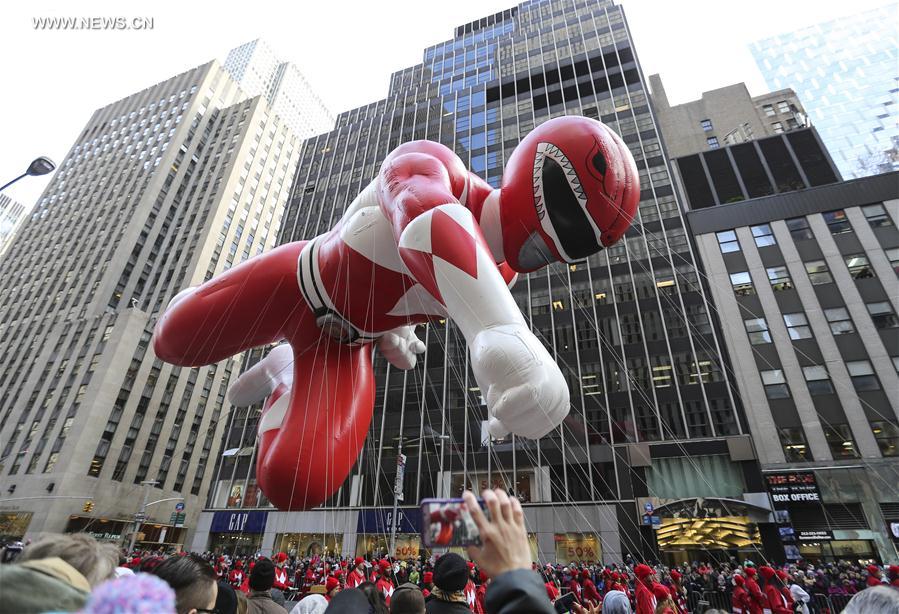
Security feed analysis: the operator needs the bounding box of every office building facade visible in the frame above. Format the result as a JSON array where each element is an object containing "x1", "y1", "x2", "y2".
[
  {"x1": 0, "y1": 61, "x2": 301, "y2": 546},
  {"x1": 688, "y1": 171, "x2": 899, "y2": 563},
  {"x1": 224, "y1": 39, "x2": 335, "y2": 139},
  {"x1": 0, "y1": 194, "x2": 27, "y2": 259},
  {"x1": 198, "y1": 0, "x2": 776, "y2": 566},
  {"x1": 649, "y1": 75, "x2": 808, "y2": 158},
  {"x1": 749, "y1": 3, "x2": 899, "y2": 179}
]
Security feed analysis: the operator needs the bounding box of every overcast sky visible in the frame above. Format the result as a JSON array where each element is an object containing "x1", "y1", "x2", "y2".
[{"x1": 0, "y1": 0, "x2": 888, "y2": 209}]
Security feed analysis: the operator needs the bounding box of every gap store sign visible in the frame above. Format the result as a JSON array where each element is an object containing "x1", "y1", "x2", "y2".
[{"x1": 210, "y1": 510, "x2": 269, "y2": 534}]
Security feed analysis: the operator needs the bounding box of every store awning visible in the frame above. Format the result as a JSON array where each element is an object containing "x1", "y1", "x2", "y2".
[
  {"x1": 654, "y1": 497, "x2": 771, "y2": 520},
  {"x1": 656, "y1": 515, "x2": 762, "y2": 550}
]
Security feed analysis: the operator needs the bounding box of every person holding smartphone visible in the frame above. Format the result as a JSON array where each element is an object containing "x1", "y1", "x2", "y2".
[{"x1": 462, "y1": 489, "x2": 554, "y2": 614}]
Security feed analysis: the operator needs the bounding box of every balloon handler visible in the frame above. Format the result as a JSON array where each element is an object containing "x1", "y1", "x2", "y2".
[{"x1": 153, "y1": 116, "x2": 639, "y2": 510}]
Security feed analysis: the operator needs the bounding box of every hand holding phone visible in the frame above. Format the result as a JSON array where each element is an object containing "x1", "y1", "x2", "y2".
[
  {"x1": 421, "y1": 498, "x2": 486, "y2": 547},
  {"x1": 463, "y1": 489, "x2": 533, "y2": 579}
]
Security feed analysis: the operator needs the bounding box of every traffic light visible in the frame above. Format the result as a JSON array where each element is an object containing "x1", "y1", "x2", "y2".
[{"x1": 82, "y1": 500, "x2": 94, "y2": 513}]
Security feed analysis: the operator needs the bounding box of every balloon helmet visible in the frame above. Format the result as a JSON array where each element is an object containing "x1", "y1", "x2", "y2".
[{"x1": 500, "y1": 115, "x2": 640, "y2": 272}]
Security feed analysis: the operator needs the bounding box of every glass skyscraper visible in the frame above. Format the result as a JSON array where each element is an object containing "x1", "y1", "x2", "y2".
[
  {"x1": 749, "y1": 3, "x2": 899, "y2": 179},
  {"x1": 201, "y1": 0, "x2": 775, "y2": 565}
]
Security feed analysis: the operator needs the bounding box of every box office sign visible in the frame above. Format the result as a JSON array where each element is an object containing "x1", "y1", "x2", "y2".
[
  {"x1": 210, "y1": 510, "x2": 269, "y2": 534},
  {"x1": 765, "y1": 472, "x2": 821, "y2": 503}
]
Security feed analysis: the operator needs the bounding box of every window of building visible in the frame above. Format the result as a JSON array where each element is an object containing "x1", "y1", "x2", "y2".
[
  {"x1": 716, "y1": 230, "x2": 740, "y2": 253},
  {"x1": 761, "y1": 369, "x2": 790, "y2": 399},
  {"x1": 861, "y1": 203, "x2": 893, "y2": 228},
  {"x1": 825, "y1": 423, "x2": 859, "y2": 459},
  {"x1": 751, "y1": 223, "x2": 776, "y2": 247},
  {"x1": 845, "y1": 254, "x2": 875, "y2": 279},
  {"x1": 870, "y1": 421, "x2": 899, "y2": 457},
  {"x1": 779, "y1": 427, "x2": 813, "y2": 462},
  {"x1": 772, "y1": 121, "x2": 784, "y2": 133},
  {"x1": 730, "y1": 271, "x2": 754, "y2": 296},
  {"x1": 767, "y1": 266, "x2": 793, "y2": 291},
  {"x1": 763, "y1": 104, "x2": 775, "y2": 117},
  {"x1": 867, "y1": 301, "x2": 899, "y2": 329},
  {"x1": 786, "y1": 216, "x2": 813, "y2": 240},
  {"x1": 784, "y1": 312, "x2": 813, "y2": 339},
  {"x1": 823, "y1": 209, "x2": 852, "y2": 234},
  {"x1": 701, "y1": 119, "x2": 713, "y2": 131},
  {"x1": 777, "y1": 101, "x2": 790, "y2": 113},
  {"x1": 805, "y1": 260, "x2": 833, "y2": 285},
  {"x1": 824, "y1": 307, "x2": 855, "y2": 335},
  {"x1": 745, "y1": 317, "x2": 772, "y2": 344},
  {"x1": 847, "y1": 360, "x2": 880, "y2": 391},
  {"x1": 802, "y1": 365, "x2": 834, "y2": 395},
  {"x1": 707, "y1": 136, "x2": 719, "y2": 149},
  {"x1": 886, "y1": 247, "x2": 899, "y2": 276}
]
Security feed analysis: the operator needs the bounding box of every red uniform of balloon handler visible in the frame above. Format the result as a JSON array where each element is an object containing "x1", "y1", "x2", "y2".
[{"x1": 153, "y1": 116, "x2": 639, "y2": 510}]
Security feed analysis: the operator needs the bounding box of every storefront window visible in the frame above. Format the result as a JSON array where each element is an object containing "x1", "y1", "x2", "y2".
[
  {"x1": 275, "y1": 533, "x2": 341, "y2": 558},
  {"x1": 0, "y1": 512, "x2": 33, "y2": 541},
  {"x1": 554, "y1": 533, "x2": 601, "y2": 565},
  {"x1": 798, "y1": 540, "x2": 877, "y2": 563},
  {"x1": 449, "y1": 470, "x2": 533, "y2": 501},
  {"x1": 209, "y1": 532, "x2": 263, "y2": 557}
]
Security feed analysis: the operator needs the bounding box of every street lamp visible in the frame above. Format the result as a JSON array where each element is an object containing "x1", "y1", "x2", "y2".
[
  {"x1": 389, "y1": 433, "x2": 450, "y2": 557},
  {"x1": 0, "y1": 156, "x2": 56, "y2": 192},
  {"x1": 127, "y1": 480, "x2": 184, "y2": 553}
]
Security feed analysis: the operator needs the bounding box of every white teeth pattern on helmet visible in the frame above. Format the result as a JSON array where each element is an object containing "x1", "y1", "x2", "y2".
[{"x1": 533, "y1": 141, "x2": 599, "y2": 262}]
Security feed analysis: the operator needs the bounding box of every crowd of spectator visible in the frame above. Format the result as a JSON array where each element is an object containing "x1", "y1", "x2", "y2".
[{"x1": 1, "y1": 490, "x2": 897, "y2": 613}]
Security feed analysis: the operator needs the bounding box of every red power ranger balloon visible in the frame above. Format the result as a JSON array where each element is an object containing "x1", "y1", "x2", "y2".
[{"x1": 153, "y1": 116, "x2": 639, "y2": 511}]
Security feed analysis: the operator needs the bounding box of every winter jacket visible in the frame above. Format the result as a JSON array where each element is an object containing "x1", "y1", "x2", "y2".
[
  {"x1": 425, "y1": 593, "x2": 473, "y2": 613},
  {"x1": 0, "y1": 557, "x2": 91, "y2": 614},
  {"x1": 635, "y1": 580, "x2": 657, "y2": 614},
  {"x1": 485, "y1": 569, "x2": 554, "y2": 614},
  {"x1": 247, "y1": 590, "x2": 288, "y2": 614}
]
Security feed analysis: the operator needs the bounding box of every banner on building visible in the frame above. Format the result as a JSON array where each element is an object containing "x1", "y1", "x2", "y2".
[
  {"x1": 765, "y1": 472, "x2": 821, "y2": 503},
  {"x1": 210, "y1": 510, "x2": 268, "y2": 534},
  {"x1": 357, "y1": 507, "x2": 422, "y2": 534}
]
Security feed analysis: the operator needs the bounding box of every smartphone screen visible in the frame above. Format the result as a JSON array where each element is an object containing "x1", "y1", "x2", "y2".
[{"x1": 420, "y1": 498, "x2": 488, "y2": 548}]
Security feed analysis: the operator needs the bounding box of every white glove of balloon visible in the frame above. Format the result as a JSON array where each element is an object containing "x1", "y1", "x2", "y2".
[
  {"x1": 378, "y1": 325, "x2": 427, "y2": 370},
  {"x1": 469, "y1": 323, "x2": 569, "y2": 440},
  {"x1": 228, "y1": 343, "x2": 294, "y2": 406}
]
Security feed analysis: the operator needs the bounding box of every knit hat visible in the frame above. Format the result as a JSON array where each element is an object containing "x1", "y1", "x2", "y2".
[
  {"x1": 634, "y1": 564, "x2": 653, "y2": 580},
  {"x1": 214, "y1": 582, "x2": 237, "y2": 614},
  {"x1": 378, "y1": 559, "x2": 391, "y2": 573},
  {"x1": 479, "y1": 570, "x2": 489, "y2": 583},
  {"x1": 274, "y1": 552, "x2": 288, "y2": 564},
  {"x1": 250, "y1": 559, "x2": 276, "y2": 591},
  {"x1": 744, "y1": 567, "x2": 757, "y2": 577},
  {"x1": 433, "y1": 553, "x2": 468, "y2": 592},
  {"x1": 734, "y1": 575, "x2": 745, "y2": 586},
  {"x1": 670, "y1": 570, "x2": 681, "y2": 581},
  {"x1": 354, "y1": 557, "x2": 364, "y2": 567},
  {"x1": 652, "y1": 584, "x2": 670, "y2": 601},
  {"x1": 759, "y1": 566, "x2": 776, "y2": 580},
  {"x1": 423, "y1": 571, "x2": 433, "y2": 584},
  {"x1": 867, "y1": 564, "x2": 879, "y2": 575},
  {"x1": 235, "y1": 560, "x2": 243, "y2": 569},
  {"x1": 81, "y1": 573, "x2": 176, "y2": 614},
  {"x1": 581, "y1": 569, "x2": 590, "y2": 580},
  {"x1": 326, "y1": 576, "x2": 340, "y2": 593},
  {"x1": 776, "y1": 570, "x2": 789, "y2": 582}
]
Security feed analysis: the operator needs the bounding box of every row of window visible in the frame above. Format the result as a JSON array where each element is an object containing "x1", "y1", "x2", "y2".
[
  {"x1": 743, "y1": 300, "x2": 898, "y2": 345},
  {"x1": 760, "y1": 358, "x2": 887, "y2": 400},
  {"x1": 716, "y1": 204, "x2": 894, "y2": 253}
]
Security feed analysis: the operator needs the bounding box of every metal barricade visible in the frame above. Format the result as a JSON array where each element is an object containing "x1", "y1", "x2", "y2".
[
  {"x1": 811, "y1": 592, "x2": 834, "y2": 614},
  {"x1": 700, "y1": 590, "x2": 732, "y2": 612}
]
